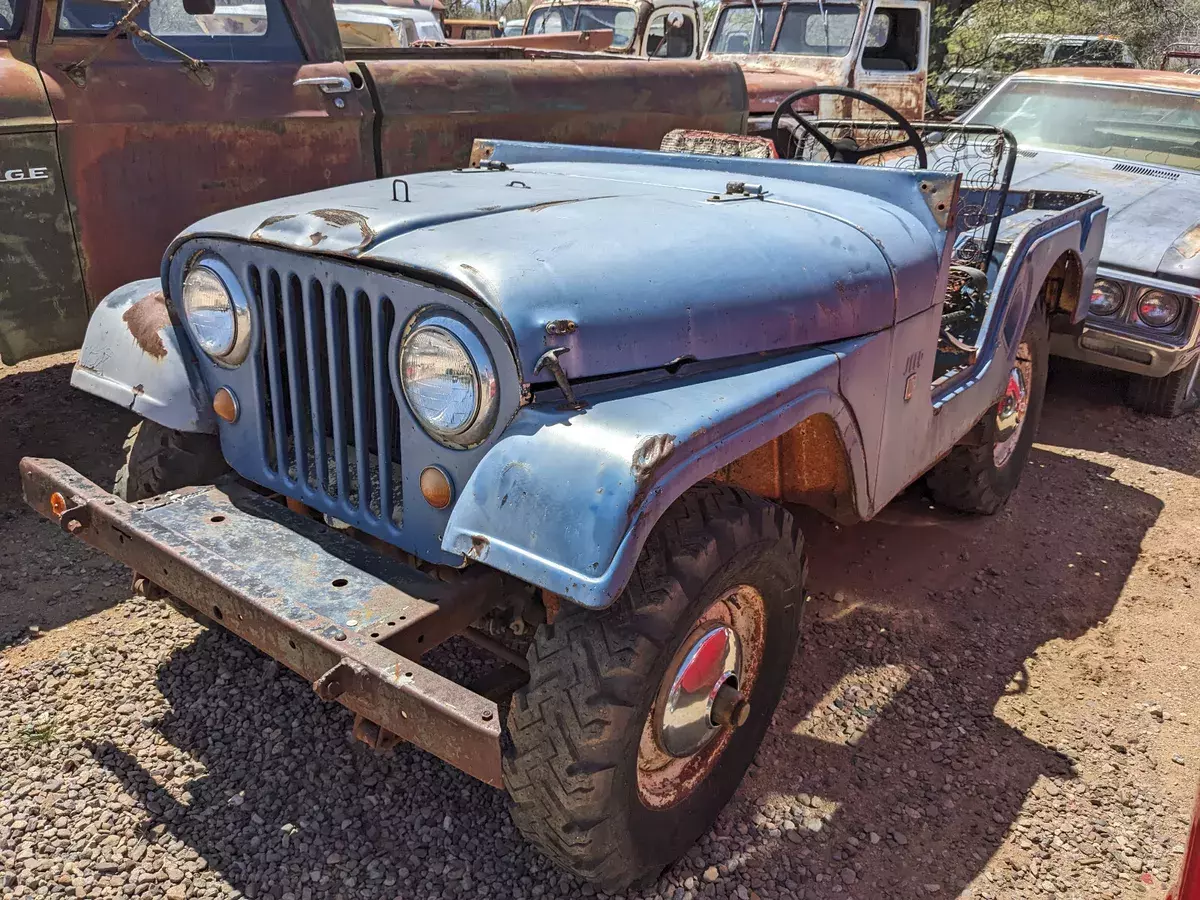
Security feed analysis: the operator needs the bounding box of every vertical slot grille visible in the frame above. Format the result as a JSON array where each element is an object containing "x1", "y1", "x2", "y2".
[{"x1": 248, "y1": 265, "x2": 403, "y2": 527}]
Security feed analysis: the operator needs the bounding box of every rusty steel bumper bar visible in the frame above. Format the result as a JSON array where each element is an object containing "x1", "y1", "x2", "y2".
[{"x1": 20, "y1": 457, "x2": 506, "y2": 787}]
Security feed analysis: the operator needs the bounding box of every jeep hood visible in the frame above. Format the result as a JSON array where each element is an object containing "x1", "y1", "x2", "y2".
[
  {"x1": 180, "y1": 159, "x2": 941, "y2": 382},
  {"x1": 1010, "y1": 151, "x2": 1200, "y2": 286}
]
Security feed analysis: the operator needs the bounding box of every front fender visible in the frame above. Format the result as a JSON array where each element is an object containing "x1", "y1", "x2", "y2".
[
  {"x1": 70, "y1": 279, "x2": 216, "y2": 434},
  {"x1": 443, "y1": 349, "x2": 868, "y2": 610}
]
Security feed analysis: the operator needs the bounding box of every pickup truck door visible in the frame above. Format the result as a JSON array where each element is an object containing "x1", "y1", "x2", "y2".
[
  {"x1": 850, "y1": 0, "x2": 928, "y2": 121},
  {"x1": 641, "y1": 5, "x2": 701, "y2": 59},
  {"x1": 0, "y1": 0, "x2": 89, "y2": 363},
  {"x1": 33, "y1": 0, "x2": 375, "y2": 312},
  {"x1": 358, "y1": 56, "x2": 747, "y2": 176}
]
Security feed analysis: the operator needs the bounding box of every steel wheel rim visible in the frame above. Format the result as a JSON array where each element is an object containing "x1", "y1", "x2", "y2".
[
  {"x1": 636, "y1": 584, "x2": 767, "y2": 810},
  {"x1": 994, "y1": 340, "x2": 1033, "y2": 468}
]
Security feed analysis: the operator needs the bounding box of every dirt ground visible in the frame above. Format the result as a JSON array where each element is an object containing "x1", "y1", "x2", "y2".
[{"x1": 2, "y1": 352, "x2": 1198, "y2": 900}]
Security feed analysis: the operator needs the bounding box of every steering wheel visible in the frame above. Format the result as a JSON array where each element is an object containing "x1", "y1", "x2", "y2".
[{"x1": 771, "y1": 86, "x2": 929, "y2": 169}]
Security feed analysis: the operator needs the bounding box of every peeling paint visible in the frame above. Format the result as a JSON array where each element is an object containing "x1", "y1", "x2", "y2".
[
  {"x1": 121, "y1": 291, "x2": 170, "y2": 360},
  {"x1": 631, "y1": 433, "x2": 677, "y2": 485},
  {"x1": 1172, "y1": 223, "x2": 1200, "y2": 261}
]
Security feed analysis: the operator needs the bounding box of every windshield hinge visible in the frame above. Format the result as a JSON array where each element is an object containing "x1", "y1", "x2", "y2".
[
  {"x1": 63, "y1": 0, "x2": 212, "y2": 89},
  {"x1": 707, "y1": 181, "x2": 768, "y2": 203}
]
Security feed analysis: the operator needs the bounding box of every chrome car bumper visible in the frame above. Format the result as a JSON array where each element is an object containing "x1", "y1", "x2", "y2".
[
  {"x1": 1051, "y1": 271, "x2": 1200, "y2": 379},
  {"x1": 1050, "y1": 326, "x2": 1200, "y2": 378}
]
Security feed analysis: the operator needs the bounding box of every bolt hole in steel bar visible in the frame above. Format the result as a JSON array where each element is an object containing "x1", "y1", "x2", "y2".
[
  {"x1": 332, "y1": 577, "x2": 349, "y2": 587},
  {"x1": 210, "y1": 514, "x2": 226, "y2": 523}
]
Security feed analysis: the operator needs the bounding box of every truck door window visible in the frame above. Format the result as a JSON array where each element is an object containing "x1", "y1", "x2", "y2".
[
  {"x1": 58, "y1": 0, "x2": 302, "y2": 61},
  {"x1": 1050, "y1": 41, "x2": 1086, "y2": 64},
  {"x1": 861, "y1": 9, "x2": 920, "y2": 72},
  {"x1": 709, "y1": 5, "x2": 781, "y2": 54},
  {"x1": 0, "y1": 0, "x2": 21, "y2": 37},
  {"x1": 527, "y1": 6, "x2": 567, "y2": 33},
  {"x1": 527, "y1": 4, "x2": 636, "y2": 48},
  {"x1": 776, "y1": 4, "x2": 860, "y2": 56},
  {"x1": 647, "y1": 11, "x2": 695, "y2": 58}
]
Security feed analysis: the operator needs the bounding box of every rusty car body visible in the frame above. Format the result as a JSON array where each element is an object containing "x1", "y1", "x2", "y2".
[
  {"x1": 443, "y1": 17, "x2": 500, "y2": 40},
  {"x1": 964, "y1": 68, "x2": 1200, "y2": 416},
  {"x1": 703, "y1": 0, "x2": 929, "y2": 132},
  {"x1": 521, "y1": 0, "x2": 703, "y2": 59},
  {"x1": 0, "y1": 0, "x2": 746, "y2": 365},
  {"x1": 24, "y1": 108, "x2": 1106, "y2": 885}
]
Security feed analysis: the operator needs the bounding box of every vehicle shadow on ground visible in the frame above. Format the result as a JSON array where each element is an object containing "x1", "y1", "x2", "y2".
[
  {"x1": 732, "y1": 440, "x2": 1161, "y2": 898},
  {"x1": 1040, "y1": 359, "x2": 1200, "y2": 476},
  {"x1": 0, "y1": 360, "x2": 136, "y2": 649},
  {"x1": 88, "y1": 428, "x2": 1161, "y2": 899}
]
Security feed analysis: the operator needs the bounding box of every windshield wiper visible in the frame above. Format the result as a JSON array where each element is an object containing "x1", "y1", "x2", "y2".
[{"x1": 748, "y1": 0, "x2": 765, "y2": 51}]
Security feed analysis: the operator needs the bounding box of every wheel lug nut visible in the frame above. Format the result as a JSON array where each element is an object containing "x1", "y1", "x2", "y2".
[{"x1": 711, "y1": 682, "x2": 750, "y2": 728}]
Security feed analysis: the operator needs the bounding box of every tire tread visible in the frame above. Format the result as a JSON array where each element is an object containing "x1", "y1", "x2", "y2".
[{"x1": 503, "y1": 483, "x2": 803, "y2": 889}]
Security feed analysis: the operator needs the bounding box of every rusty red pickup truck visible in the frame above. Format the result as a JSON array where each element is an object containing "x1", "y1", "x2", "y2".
[{"x1": 0, "y1": 0, "x2": 746, "y2": 364}]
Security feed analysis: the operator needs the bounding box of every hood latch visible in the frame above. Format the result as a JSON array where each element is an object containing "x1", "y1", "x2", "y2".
[{"x1": 707, "y1": 182, "x2": 768, "y2": 203}]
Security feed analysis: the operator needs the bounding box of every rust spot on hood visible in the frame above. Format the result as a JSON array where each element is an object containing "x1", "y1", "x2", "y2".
[
  {"x1": 311, "y1": 208, "x2": 372, "y2": 239},
  {"x1": 122, "y1": 291, "x2": 170, "y2": 360},
  {"x1": 525, "y1": 196, "x2": 614, "y2": 213},
  {"x1": 252, "y1": 209, "x2": 374, "y2": 253}
]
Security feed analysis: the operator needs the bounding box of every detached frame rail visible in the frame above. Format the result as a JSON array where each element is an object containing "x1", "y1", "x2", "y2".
[{"x1": 20, "y1": 457, "x2": 506, "y2": 787}]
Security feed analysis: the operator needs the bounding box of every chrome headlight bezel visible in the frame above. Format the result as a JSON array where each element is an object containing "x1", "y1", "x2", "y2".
[
  {"x1": 399, "y1": 309, "x2": 498, "y2": 449},
  {"x1": 1135, "y1": 289, "x2": 1184, "y2": 329},
  {"x1": 181, "y1": 256, "x2": 252, "y2": 367},
  {"x1": 1088, "y1": 279, "x2": 1125, "y2": 317}
]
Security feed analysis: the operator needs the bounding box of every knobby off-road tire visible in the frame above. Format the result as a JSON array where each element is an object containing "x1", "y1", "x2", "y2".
[
  {"x1": 927, "y1": 301, "x2": 1050, "y2": 515},
  {"x1": 503, "y1": 483, "x2": 806, "y2": 890},
  {"x1": 115, "y1": 420, "x2": 228, "y2": 502},
  {"x1": 116, "y1": 421, "x2": 229, "y2": 625},
  {"x1": 1126, "y1": 356, "x2": 1200, "y2": 418}
]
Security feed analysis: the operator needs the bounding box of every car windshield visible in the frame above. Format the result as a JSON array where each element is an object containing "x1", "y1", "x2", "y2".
[
  {"x1": 526, "y1": 3, "x2": 636, "y2": 48},
  {"x1": 989, "y1": 39, "x2": 1046, "y2": 72},
  {"x1": 709, "y1": 2, "x2": 861, "y2": 56},
  {"x1": 969, "y1": 80, "x2": 1200, "y2": 173}
]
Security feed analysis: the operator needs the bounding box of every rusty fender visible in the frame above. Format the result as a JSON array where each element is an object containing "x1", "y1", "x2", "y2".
[
  {"x1": 70, "y1": 278, "x2": 218, "y2": 433},
  {"x1": 442, "y1": 348, "x2": 870, "y2": 611}
]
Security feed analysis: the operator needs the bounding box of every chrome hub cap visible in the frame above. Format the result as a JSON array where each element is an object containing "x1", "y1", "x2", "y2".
[
  {"x1": 636, "y1": 585, "x2": 766, "y2": 809},
  {"x1": 659, "y1": 625, "x2": 742, "y2": 758},
  {"x1": 994, "y1": 341, "x2": 1033, "y2": 468}
]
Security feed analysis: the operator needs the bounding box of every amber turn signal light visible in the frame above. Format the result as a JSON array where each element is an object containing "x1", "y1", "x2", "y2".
[
  {"x1": 49, "y1": 492, "x2": 67, "y2": 517},
  {"x1": 213, "y1": 387, "x2": 239, "y2": 423},
  {"x1": 420, "y1": 466, "x2": 453, "y2": 510}
]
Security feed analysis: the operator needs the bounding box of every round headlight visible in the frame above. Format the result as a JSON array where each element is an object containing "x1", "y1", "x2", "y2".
[
  {"x1": 182, "y1": 259, "x2": 251, "y2": 366},
  {"x1": 400, "y1": 312, "x2": 497, "y2": 448},
  {"x1": 1136, "y1": 290, "x2": 1183, "y2": 328},
  {"x1": 1088, "y1": 280, "x2": 1124, "y2": 317}
]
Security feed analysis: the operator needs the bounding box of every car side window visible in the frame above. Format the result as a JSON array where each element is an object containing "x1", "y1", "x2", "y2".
[
  {"x1": 861, "y1": 9, "x2": 921, "y2": 72},
  {"x1": 1, "y1": 0, "x2": 22, "y2": 37},
  {"x1": 58, "y1": 0, "x2": 302, "y2": 61},
  {"x1": 646, "y1": 11, "x2": 695, "y2": 58}
]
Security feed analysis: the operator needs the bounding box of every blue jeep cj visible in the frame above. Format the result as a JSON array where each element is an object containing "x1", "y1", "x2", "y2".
[{"x1": 24, "y1": 90, "x2": 1106, "y2": 889}]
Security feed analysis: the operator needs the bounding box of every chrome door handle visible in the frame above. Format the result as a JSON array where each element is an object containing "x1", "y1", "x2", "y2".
[{"x1": 293, "y1": 75, "x2": 353, "y2": 94}]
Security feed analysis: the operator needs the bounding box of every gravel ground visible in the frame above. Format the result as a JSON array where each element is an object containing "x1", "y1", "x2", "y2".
[{"x1": 2, "y1": 354, "x2": 1199, "y2": 900}]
